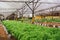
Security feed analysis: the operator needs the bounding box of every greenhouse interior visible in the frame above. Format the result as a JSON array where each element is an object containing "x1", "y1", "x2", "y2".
[{"x1": 0, "y1": 0, "x2": 60, "y2": 40}]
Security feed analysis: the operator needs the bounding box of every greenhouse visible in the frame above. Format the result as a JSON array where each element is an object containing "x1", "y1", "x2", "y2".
[{"x1": 0, "y1": 0, "x2": 60, "y2": 40}]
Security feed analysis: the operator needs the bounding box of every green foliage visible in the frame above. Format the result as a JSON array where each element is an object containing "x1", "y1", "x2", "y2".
[
  {"x1": 2, "y1": 20, "x2": 60, "y2": 40},
  {"x1": 35, "y1": 18, "x2": 60, "y2": 22}
]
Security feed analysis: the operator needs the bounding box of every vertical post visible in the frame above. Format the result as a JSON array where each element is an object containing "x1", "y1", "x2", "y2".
[
  {"x1": 59, "y1": 12, "x2": 60, "y2": 18},
  {"x1": 16, "y1": 11, "x2": 19, "y2": 21},
  {"x1": 32, "y1": 0, "x2": 35, "y2": 24},
  {"x1": 22, "y1": 8, "x2": 23, "y2": 22},
  {"x1": 25, "y1": 0, "x2": 41, "y2": 24},
  {"x1": 52, "y1": 8, "x2": 54, "y2": 19},
  {"x1": 16, "y1": 14, "x2": 17, "y2": 20}
]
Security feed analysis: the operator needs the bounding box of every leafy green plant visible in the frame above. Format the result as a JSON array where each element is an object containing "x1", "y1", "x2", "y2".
[
  {"x1": 35, "y1": 18, "x2": 60, "y2": 22},
  {"x1": 2, "y1": 20, "x2": 60, "y2": 40}
]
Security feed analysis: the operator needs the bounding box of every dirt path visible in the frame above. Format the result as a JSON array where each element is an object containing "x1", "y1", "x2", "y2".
[
  {"x1": 0, "y1": 24, "x2": 16, "y2": 40},
  {"x1": 0, "y1": 24, "x2": 8, "y2": 40}
]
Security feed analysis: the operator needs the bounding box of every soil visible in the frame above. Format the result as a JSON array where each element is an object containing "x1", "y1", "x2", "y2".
[
  {"x1": 10, "y1": 36, "x2": 16, "y2": 40},
  {"x1": 0, "y1": 24, "x2": 16, "y2": 40},
  {"x1": 0, "y1": 24, "x2": 8, "y2": 40}
]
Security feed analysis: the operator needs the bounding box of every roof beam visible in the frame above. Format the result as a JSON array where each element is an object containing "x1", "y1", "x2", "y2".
[
  {"x1": 25, "y1": 2, "x2": 32, "y2": 11},
  {"x1": 35, "y1": 5, "x2": 60, "y2": 13}
]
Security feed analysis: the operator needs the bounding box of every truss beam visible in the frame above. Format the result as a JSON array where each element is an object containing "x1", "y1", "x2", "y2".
[{"x1": 35, "y1": 5, "x2": 60, "y2": 13}]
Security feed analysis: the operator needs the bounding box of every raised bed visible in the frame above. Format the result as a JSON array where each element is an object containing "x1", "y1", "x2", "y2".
[
  {"x1": 35, "y1": 22, "x2": 60, "y2": 28},
  {"x1": 2, "y1": 20, "x2": 60, "y2": 40},
  {"x1": 35, "y1": 18, "x2": 60, "y2": 23}
]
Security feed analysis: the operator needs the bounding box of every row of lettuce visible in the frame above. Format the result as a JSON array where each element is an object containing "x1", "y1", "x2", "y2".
[
  {"x1": 35, "y1": 18, "x2": 60, "y2": 23},
  {"x1": 2, "y1": 20, "x2": 60, "y2": 40}
]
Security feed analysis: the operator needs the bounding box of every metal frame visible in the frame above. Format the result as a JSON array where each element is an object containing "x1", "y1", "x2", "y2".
[
  {"x1": 0, "y1": 0, "x2": 60, "y2": 23},
  {"x1": 35, "y1": 5, "x2": 60, "y2": 13}
]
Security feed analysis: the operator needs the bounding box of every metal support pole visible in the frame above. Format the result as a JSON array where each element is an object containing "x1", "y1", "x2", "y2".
[
  {"x1": 32, "y1": 0, "x2": 35, "y2": 24},
  {"x1": 21, "y1": 8, "x2": 23, "y2": 22},
  {"x1": 51, "y1": 8, "x2": 54, "y2": 19}
]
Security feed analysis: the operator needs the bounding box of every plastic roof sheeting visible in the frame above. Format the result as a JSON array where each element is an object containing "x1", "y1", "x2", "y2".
[{"x1": 0, "y1": 0, "x2": 60, "y2": 15}]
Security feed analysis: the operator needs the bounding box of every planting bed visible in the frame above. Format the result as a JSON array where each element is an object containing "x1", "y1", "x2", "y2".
[
  {"x1": 35, "y1": 18, "x2": 60, "y2": 23},
  {"x1": 2, "y1": 20, "x2": 60, "y2": 40},
  {"x1": 35, "y1": 18, "x2": 60, "y2": 28},
  {"x1": 35, "y1": 22, "x2": 60, "y2": 28}
]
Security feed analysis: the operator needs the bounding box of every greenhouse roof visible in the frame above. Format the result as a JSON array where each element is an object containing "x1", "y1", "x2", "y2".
[{"x1": 0, "y1": 0, "x2": 60, "y2": 17}]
